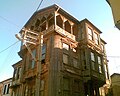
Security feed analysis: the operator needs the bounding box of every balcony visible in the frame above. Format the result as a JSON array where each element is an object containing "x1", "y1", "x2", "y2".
[
  {"x1": 42, "y1": 25, "x2": 76, "y2": 41},
  {"x1": 55, "y1": 25, "x2": 76, "y2": 41},
  {"x1": 11, "y1": 79, "x2": 21, "y2": 87},
  {"x1": 25, "y1": 68, "x2": 37, "y2": 79}
]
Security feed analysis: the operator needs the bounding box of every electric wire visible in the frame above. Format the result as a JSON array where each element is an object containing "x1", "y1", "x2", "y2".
[
  {"x1": 0, "y1": 15, "x2": 20, "y2": 28},
  {"x1": 0, "y1": 0, "x2": 45, "y2": 55},
  {"x1": 0, "y1": 40, "x2": 20, "y2": 54},
  {"x1": 35, "y1": 0, "x2": 44, "y2": 12},
  {"x1": 108, "y1": 56, "x2": 120, "y2": 58}
]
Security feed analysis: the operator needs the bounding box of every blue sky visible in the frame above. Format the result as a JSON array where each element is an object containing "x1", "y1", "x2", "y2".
[{"x1": 0, "y1": 0, "x2": 120, "y2": 82}]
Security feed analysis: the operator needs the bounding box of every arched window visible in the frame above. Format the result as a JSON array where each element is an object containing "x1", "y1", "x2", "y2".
[
  {"x1": 65, "y1": 21, "x2": 71, "y2": 33},
  {"x1": 48, "y1": 14, "x2": 54, "y2": 27},
  {"x1": 56, "y1": 15, "x2": 63, "y2": 28}
]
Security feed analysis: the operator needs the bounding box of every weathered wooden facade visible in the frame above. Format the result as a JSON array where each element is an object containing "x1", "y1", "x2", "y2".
[{"x1": 11, "y1": 4, "x2": 109, "y2": 96}]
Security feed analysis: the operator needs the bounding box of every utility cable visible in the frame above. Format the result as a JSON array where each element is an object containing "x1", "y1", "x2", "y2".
[
  {"x1": 0, "y1": 15, "x2": 20, "y2": 28},
  {"x1": 0, "y1": 40, "x2": 20, "y2": 54},
  {"x1": 108, "y1": 56, "x2": 120, "y2": 58},
  {"x1": 35, "y1": 0, "x2": 44, "y2": 12}
]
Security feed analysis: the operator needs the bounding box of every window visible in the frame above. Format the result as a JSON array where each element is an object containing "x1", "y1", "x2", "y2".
[
  {"x1": 6, "y1": 84, "x2": 10, "y2": 94},
  {"x1": 87, "y1": 27, "x2": 93, "y2": 40},
  {"x1": 94, "y1": 32, "x2": 99, "y2": 45},
  {"x1": 63, "y1": 78, "x2": 70, "y2": 96},
  {"x1": 13, "y1": 69, "x2": 17, "y2": 80},
  {"x1": 40, "y1": 80, "x2": 44, "y2": 96},
  {"x1": 81, "y1": 32, "x2": 84, "y2": 39},
  {"x1": 24, "y1": 86, "x2": 28, "y2": 96},
  {"x1": 91, "y1": 52, "x2": 95, "y2": 70},
  {"x1": 73, "y1": 80, "x2": 80, "y2": 96},
  {"x1": 31, "y1": 49, "x2": 36, "y2": 69},
  {"x1": 73, "y1": 58, "x2": 79, "y2": 68},
  {"x1": 3, "y1": 85, "x2": 7, "y2": 94},
  {"x1": 101, "y1": 44, "x2": 105, "y2": 53},
  {"x1": 63, "y1": 54, "x2": 69, "y2": 64},
  {"x1": 104, "y1": 64, "x2": 109, "y2": 79},
  {"x1": 3, "y1": 84, "x2": 10, "y2": 95},
  {"x1": 31, "y1": 86, "x2": 35, "y2": 96},
  {"x1": 82, "y1": 50, "x2": 87, "y2": 70},
  {"x1": 63, "y1": 43, "x2": 69, "y2": 50},
  {"x1": 17, "y1": 67, "x2": 21, "y2": 79},
  {"x1": 72, "y1": 48, "x2": 76, "y2": 52},
  {"x1": 41, "y1": 44, "x2": 46, "y2": 63},
  {"x1": 35, "y1": 19, "x2": 40, "y2": 27},
  {"x1": 98, "y1": 56, "x2": 102, "y2": 73}
]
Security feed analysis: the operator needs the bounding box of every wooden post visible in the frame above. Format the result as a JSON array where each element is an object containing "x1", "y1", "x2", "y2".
[{"x1": 35, "y1": 32, "x2": 43, "y2": 96}]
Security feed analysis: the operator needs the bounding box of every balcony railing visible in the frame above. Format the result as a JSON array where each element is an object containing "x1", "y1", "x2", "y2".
[
  {"x1": 55, "y1": 25, "x2": 76, "y2": 41},
  {"x1": 25, "y1": 68, "x2": 37, "y2": 79},
  {"x1": 11, "y1": 79, "x2": 21, "y2": 87}
]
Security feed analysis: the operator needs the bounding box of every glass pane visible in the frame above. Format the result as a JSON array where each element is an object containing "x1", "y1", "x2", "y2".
[
  {"x1": 42, "y1": 54, "x2": 45, "y2": 60},
  {"x1": 63, "y1": 91, "x2": 70, "y2": 96},
  {"x1": 63, "y1": 54, "x2": 68, "y2": 64},
  {"x1": 73, "y1": 58, "x2": 78, "y2": 68},
  {"x1": 63, "y1": 43, "x2": 69, "y2": 50},
  {"x1": 94, "y1": 33, "x2": 99, "y2": 45},
  {"x1": 91, "y1": 52, "x2": 95, "y2": 61},
  {"x1": 91, "y1": 61, "x2": 95, "y2": 70},
  {"x1": 31, "y1": 60, "x2": 35, "y2": 68},
  {"x1": 88, "y1": 35, "x2": 92, "y2": 40},
  {"x1": 40, "y1": 80, "x2": 44, "y2": 90},
  {"x1": 42, "y1": 44, "x2": 46, "y2": 54},
  {"x1": 88, "y1": 27, "x2": 93, "y2": 40},
  {"x1": 74, "y1": 92, "x2": 80, "y2": 96},
  {"x1": 63, "y1": 78, "x2": 69, "y2": 90},
  {"x1": 74, "y1": 80, "x2": 80, "y2": 91},
  {"x1": 88, "y1": 27, "x2": 92, "y2": 35},
  {"x1": 95, "y1": 39, "x2": 99, "y2": 45},
  {"x1": 99, "y1": 65, "x2": 102, "y2": 73},
  {"x1": 98, "y1": 56, "x2": 101, "y2": 64},
  {"x1": 32, "y1": 49, "x2": 36, "y2": 57},
  {"x1": 94, "y1": 32, "x2": 98, "y2": 39}
]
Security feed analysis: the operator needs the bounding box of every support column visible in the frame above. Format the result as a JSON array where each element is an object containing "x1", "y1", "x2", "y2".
[{"x1": 71, "y1": 25, "x2": 73, "y2": 34}]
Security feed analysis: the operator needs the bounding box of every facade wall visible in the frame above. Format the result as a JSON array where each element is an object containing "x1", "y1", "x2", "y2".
[{"x1": 11, "y1": 4, "x2": 109, "y2": 96}]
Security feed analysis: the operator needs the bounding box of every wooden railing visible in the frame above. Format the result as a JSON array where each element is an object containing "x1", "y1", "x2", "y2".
[{"x1": 55, "y1": 25, "x2": 76, "y2": 41}]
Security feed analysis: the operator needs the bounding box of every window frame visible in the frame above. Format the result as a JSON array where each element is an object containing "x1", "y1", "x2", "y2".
[
  {"x1": 63, "y1": 43, "x2": 69, "y2": 50},
  {"x1": 73, "y1": 58, "x2": 79, "y2": 68},
  {"x1": 63, "y1": 54, "x2": 69, "y2": 64},
  {"x1": 94, "y1": 32, "x2": 99, "y2": 45},
  {"x1": 90, "y1": 52, "x2": 96, "y2": 70},
  {"x1": 98, "y1": 56, "x2": 102, "y2": 73},
  {"x1": 29, "y1": 49, "x2": 36, "y2": 69},
  {"x1": 63, "y1": 77, "x2": 70, "y2": 96},
  {"x1": 87, "y1": 27, "x2": 93, "y2": 41}
]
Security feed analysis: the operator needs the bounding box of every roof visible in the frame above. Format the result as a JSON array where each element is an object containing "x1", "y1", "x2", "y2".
[
  {"x1": 80, "y1": 18, "x2": 102, "y2": 34},
  {"x1": 12, "y1": 60, "x2": 22, "y2": 67},
  {"x1": 23, "y1": 4, "x2": 79, "y2": 28},
  {"x1": 101, "y1": 38, "x2": 107, "y2": 44},
  {"x1": 106, "y1": 0, "x2": 111, "y2": 7},
  {"x1": 0, "y1": 78, "x2": 12, "y2": 83},
  {"x1": 111, "y1": 73, "x2": 120, "y2": 77}
]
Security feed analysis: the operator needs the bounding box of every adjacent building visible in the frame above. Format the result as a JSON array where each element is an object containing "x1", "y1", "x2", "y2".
[
  {"x1": 111, "y1": 73, "x2": 120, "y2": 96},
  {"x1": 106, "y1": 0, "x2": 120, "y2": 30},
  {"x1": 0, "y1": 78, "x2": 12, "y2": 96},
  {"x1": 11, "y1": 4, "x2": 109, "y2": 96}
]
